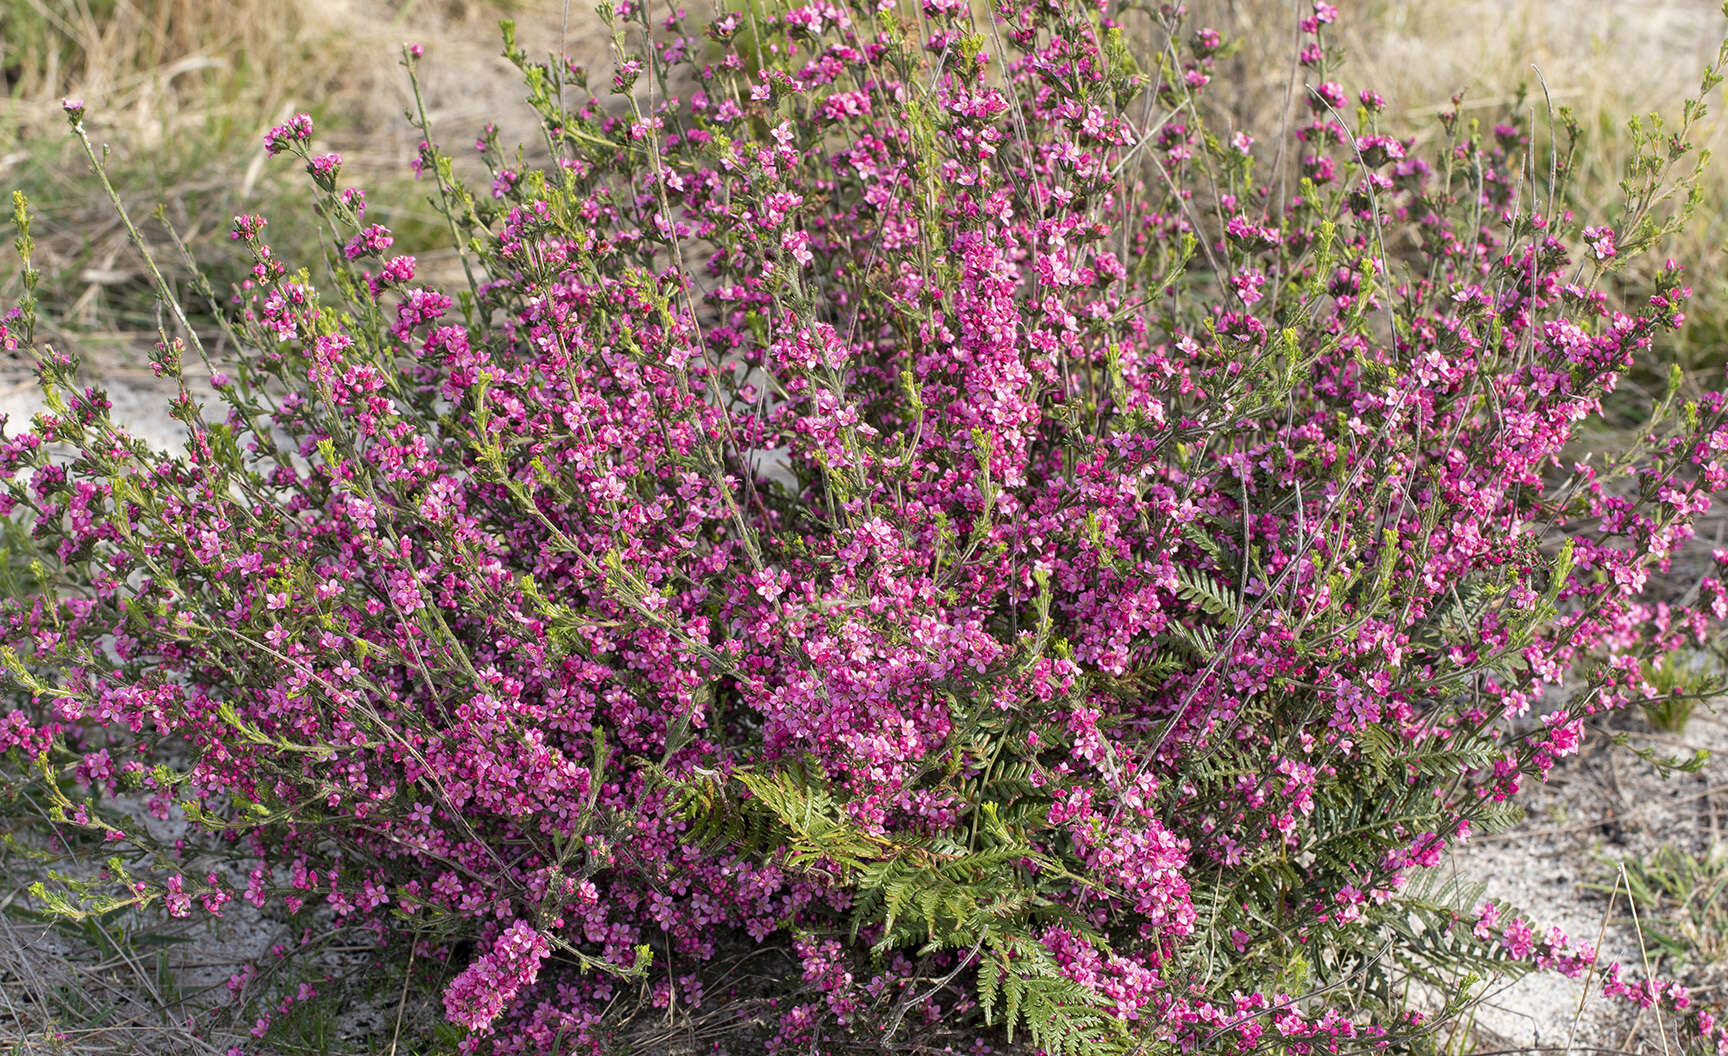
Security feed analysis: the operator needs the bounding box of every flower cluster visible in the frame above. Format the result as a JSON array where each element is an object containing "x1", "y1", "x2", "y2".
[
  {"x1": 442, "y1": 920, "x2": 553, "y2": 1032},
  {"x1": 262, "y1": 112, "x2": 314, "y2": 156}
]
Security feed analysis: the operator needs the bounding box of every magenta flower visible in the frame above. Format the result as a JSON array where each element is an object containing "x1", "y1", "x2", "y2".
[{"x1": 442, "y1": 920, "x2": 552, "y2": 1032}]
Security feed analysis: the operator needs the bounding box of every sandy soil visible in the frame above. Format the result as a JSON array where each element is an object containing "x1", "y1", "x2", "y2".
[{"x1": 1445, "y1": 712, "x2": 1728, "y2": 1050}]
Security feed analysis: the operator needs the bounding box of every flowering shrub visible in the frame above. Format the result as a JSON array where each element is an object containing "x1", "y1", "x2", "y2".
[{"x1": 7, "y1": 0, "x2": 1728, "y2": 1052}]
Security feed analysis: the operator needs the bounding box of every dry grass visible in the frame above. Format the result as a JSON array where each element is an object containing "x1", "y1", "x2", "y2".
[
  {"x1": 1198, "y1": 0, "x2": 1724, "y2": 157},
  {"x1": 0, "y1": 0, "x2": 610, "y2": 369},
  {"x1": 1198, "y1": 0, "x2": 1728, "y2": 386},
  {"x1": 0, "y1": 802, "x2": 452, "y2": 1056}
]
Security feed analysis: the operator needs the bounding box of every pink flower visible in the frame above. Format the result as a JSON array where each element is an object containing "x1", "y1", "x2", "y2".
[
  {"x1": 442, "y1": 920, "x2": 551, "y2": 1032},
  {"x1": 1583, "y1": 225, "x2": 1618, "y2": 261},
  {"x1": 780, "y1": 230, "x2": 813, "y2": 267},
  {"x1": 263, "y1": 113, "x2": 314, "y2": 156}
]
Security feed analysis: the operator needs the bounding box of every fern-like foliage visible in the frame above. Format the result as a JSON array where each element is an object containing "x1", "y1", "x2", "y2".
[
  {"x1": 977, "y1": 932, "x2": 1133, "y2": 1056},
  {"x1": 667, "y1": 757, "x2": 1141, "y2": 1052},
  {"x1": 1173, "y1": 564, "x2": 1242, "y2": 621}
]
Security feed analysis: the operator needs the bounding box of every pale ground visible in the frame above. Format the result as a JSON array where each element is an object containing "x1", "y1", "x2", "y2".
[{"x1": 1447, "y1": 717, "x2": 1728, "y2": 1051}]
